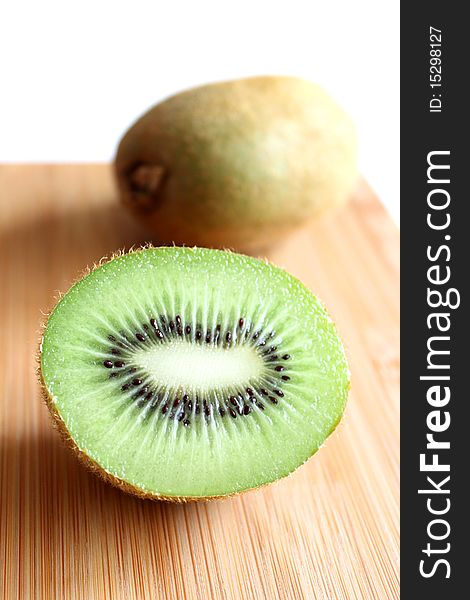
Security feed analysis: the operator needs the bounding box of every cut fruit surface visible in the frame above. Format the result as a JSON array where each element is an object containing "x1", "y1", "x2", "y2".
[{"x1": 40, "y1": 247, "x2": 349, "y2": 500}]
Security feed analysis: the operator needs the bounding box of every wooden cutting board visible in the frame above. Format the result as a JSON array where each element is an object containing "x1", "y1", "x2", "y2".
[{"x1": 0, "y1": 165, "x2": 399, "y2": 599}]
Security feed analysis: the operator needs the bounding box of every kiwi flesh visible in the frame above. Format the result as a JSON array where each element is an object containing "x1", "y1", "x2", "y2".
[
  {"x1": 39, "y1": 247, "x2": 349, "y2": 500},
  {"x1": 115, "y1": 76, "x2": 358, "y2": 254}
]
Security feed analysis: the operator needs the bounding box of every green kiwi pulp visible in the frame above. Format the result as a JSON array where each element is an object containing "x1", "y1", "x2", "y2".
[{"x1": 40, "y1": 247, "x2": 349, "y2": 500}]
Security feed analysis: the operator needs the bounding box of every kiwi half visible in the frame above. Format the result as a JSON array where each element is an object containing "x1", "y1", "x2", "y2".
[{"x1": 39, "y1": 247, "x2": 349, "y2": 501}]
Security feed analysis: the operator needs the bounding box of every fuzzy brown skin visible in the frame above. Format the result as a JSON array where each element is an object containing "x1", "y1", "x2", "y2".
[{"x1": 115, "y1": 76, "x2": 358, "y2": 254}]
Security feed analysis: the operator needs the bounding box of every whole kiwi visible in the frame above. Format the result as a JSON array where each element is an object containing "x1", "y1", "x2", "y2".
[{"x1": 115, "y1": 76, "x2": 357, "y2": 253}]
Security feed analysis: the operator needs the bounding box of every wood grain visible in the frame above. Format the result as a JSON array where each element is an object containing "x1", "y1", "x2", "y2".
[{"x1": 0, "y1": 165, "x2": 399, "y2": 599}]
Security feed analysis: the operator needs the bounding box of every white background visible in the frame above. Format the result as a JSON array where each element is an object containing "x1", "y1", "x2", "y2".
[{"x1": 0, "y1": 1, "x2": 399, "y2": 224}]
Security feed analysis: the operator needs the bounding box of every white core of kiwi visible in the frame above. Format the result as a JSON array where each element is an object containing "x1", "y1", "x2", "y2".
[{"x1": 133, "y1": 339, "x2": 265, "y2": 392}]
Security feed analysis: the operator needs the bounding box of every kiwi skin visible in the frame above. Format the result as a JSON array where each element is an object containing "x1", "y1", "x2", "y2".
[
  {"x1": 115, "y1": 76, "x2": 358, "y2": 254},
  {"x1": 38, "y1": 246, "x2": 349, "y2": 502}
]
